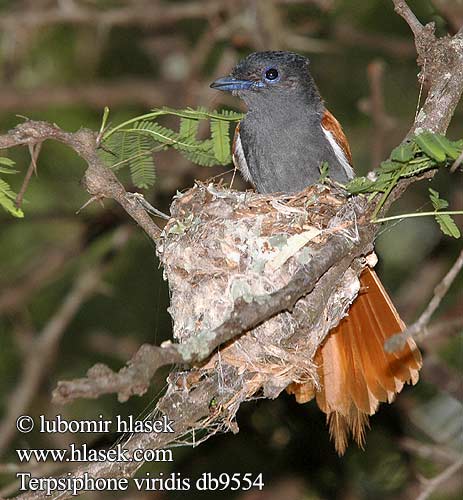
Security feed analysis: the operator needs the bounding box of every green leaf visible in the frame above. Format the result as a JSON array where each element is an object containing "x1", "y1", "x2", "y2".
[
  {"x1": 0, "y1": 157, "x2": 16, "y2": 167},
  {"x1": 210, "y1": 119, "x2": 231, "y2": 164},
  {"x1": 101, "y1": 106, "x2": 241, "y2": 173},
  {"x1": 346, "y1": 177, "x2": 375, "y2": 194},
  {"x1": 348, "y1": 133, "x2": 462, "y2": 200},
  {"x1": 378, "y1": 160, "x2": 403, "y2": 173},
  {"x1": 127, "y1": 121, "x2": 181, "y2": 146},
  {"x1": 98, "y1": 134, "x2": 121, "y2": 169},
  {"x1": 99, "y1": 106, "x2": 110, "y2": 137},
  {"x1": 117, "y1": 131, "x2": 129, "y2": 170},
  {"x1": 399, "y1": 159, "x2": 433, "y2": 177},
  {"x1": 0, "y1": 178, "x2": 24, "y2": 217},
  {"x1": 432, "y1": 134, "x2": 461, "y2": 161},
  {"x1": 429, "y1": 188, "x2": 449, "y2": 210},
  {"x1": 182, "y1": 144, "x2": 218, "y2": 167},
  {"x1": 129, "y1": 134, "x2": 156, "y2": 189},
  {"x1": 177, "y1": 106, "x2": 243, "y2": 121},
  {"x1": 429, "y1": 188, "x2": 460, "y2": 238},
  {"x1": 435, "y1": 213, "x2": 461, "y2": 238},
  {"x1": 414, "y1": 132, "x2": 446, "y2": 162},
  {"x1": 182, "y1": 152, "x2": 216, "y2": 166},
  {"x1": 179, "y1": 117, "x2": 199, "y2": 140},
  {"x1": 390, "y1": 142, "x2": 415, "y2": 162},
  {"x1": 0, "y1": 166, "x2": 19, "y2": 174},
  {"x1": 371, "y1": 167, "x2": 404, "y2": 219},
  {"x1": 0, "y1": 156, "x2": 18, "y2": 174}
]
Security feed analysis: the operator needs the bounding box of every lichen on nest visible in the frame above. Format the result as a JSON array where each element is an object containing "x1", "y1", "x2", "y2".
[{"x1": 157, "y1": 182, "x2": 366, "y2": 404}]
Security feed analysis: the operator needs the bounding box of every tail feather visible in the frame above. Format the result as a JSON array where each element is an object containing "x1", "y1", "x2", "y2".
[
  {"x1": 327, "y1": 409, "x2": 370, "y2": 456},
  {"x1": 345, "y1": 302, "x2": 388, "y2": 405},
  {"x1": 287, "y1": 267, "x2": 422, "y2": 455},
  {"x1": 361, "y1": 271, "x2": 421, "y2": 380},
  {"x1": 351, "y1": 289, "x2": 399, "y2": 397},
  {"x1": 343, "y1": 312, "x2": 375, "y2": 413}
]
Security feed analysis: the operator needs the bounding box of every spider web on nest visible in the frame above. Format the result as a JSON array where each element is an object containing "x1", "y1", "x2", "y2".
[{"x1": 130, "y1": 181, "x2": 367, "y2": 450}]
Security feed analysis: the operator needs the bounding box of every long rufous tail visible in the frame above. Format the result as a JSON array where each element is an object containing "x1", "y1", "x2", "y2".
[{"x1": 287, "y1": 267, "x2": 422, "y2": 455}]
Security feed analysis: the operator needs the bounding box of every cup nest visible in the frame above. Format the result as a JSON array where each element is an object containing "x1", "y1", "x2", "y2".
[{"x1": 157, "y1": 182, "x2": 367, "y2": 414}]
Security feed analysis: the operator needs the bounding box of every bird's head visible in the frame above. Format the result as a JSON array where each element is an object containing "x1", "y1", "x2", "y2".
[{"x1": 210, "y1": 51, "x2": 322, "y2": 110}]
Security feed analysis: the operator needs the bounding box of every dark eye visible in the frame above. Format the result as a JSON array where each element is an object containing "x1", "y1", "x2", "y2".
[{"x1": 265, "y1": 68, "x2": 279, "y2": 81}]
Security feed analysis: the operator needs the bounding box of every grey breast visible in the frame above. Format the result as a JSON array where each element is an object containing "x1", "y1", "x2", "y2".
[{"x1": 239, "y1": 110, "x2": 349, "y2": 194}]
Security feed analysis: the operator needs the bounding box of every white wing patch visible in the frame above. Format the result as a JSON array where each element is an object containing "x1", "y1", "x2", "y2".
[
  {"x1": 233, "y1": 131, "x2": 253, "y2": 184},
  {"x1": 322, "y1": 126, "x2": 354, "y2": 179}
]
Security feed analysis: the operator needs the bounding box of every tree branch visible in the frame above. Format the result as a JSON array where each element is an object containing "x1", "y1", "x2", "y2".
[
  {"x1": 0, "y1": 242, "x2": 81, "y2": 315},
  {"x1": 15, "y1": 369, "x2": 236, "y2": 500},
  {"x1": 383, "y1": 0, "x2": 463, "y2": 203},
  {"x1": 0, "y1": 268, "x2": 103, "y2": 455},
  {"x1": 53, "y1": 231, "x2": 371, "y2": 404},
  {"x1": 0, "y1": 1, "x2": 228, "y2": 30},
  {"x1": 0, "y1": 80, "x2": 171, "y2": 112},
  {"x1": 416, "y1": 458, "x2": 463, "y2": 500},
  {"x1": 359, "y1": 59, "x2": 394, "y2": 167},
  {"x1": 0, "y1": 121, "x2": 162, "y2": 242},
  {"x1": 392, "y1": 0, "x2": 424, "y2": 38},
  {"x1": 0, "y1": 226, "x2": 132, "y2": 455},
  {"x1": 14, "y1": 143, "x2": 42, "y2": 209},
  {"x1": 400, "y1": 437, "x2": 460, "y2": 465},
  {"x1": 391, "y1": 0, "x2": 463, "y2": 136},
  {"x1": 386, "y1": 249, "x2": 463, "y2": 351}
]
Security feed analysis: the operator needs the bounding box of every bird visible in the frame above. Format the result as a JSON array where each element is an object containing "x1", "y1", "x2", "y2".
[{"x1": 210, "y1": 51, "x2": 422, "y2": 455}]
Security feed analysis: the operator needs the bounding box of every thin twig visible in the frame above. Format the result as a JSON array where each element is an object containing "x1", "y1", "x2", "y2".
[
  {"x1": 0, "y1": 227, "x2": 131, "y2": 455},
  {"x1": 400, "y1": 437, "x2": 460, "y2": 465},
  {"x1": 406, "y1": 248, "x2": 463, "y2": 331},
  {"x1": 0, "y1": 1, "x2": 228, "y2": 30},
  {"x1": 416, "y1": 458, "x2": 463, "y2": 500},
  {"x1": 392, "y1": 0, "x2": 463, "y2": 137},
  {"x1": 450, "y1": 150, "x2": 463, "y2": 173},
  {"x1": 415, "y1": 57, "x2": 426, "y2": 122},
  {"x1": 0, "y1": 271, "x2": 102, "y2": 454},
  {"x1": 373, "y1": 210, "x2": 463, "y2": 223},
  {"x1": 392, "y1": 0, "x2": 424, "y2": 38},
  {"x1": 420, "y1": 317, "x2": 463, "y2": 342},
  {"x1": 386, "y1": 249, "x2": 463, "y2": 351},
  {"x1": 0, "y1": 80, "x2": 171, "y2": 111},
  {"x1": 16, "y1": 370, "x2": 235, "y2": 500},
  {"x1": 0, "y1": 241, "x2": 82, "y2": 315},
  {"x1": 125, "y1": 193, "x2": 170, "y2": 220},
  {"x1": 14, "y1": 143, "x2": 42, "y2": 208},
  {"x1": 364, "y1": 59, "x2": 392, "y2": 167}
]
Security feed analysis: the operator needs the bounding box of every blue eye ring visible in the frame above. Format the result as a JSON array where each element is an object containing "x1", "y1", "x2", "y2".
[{"x1": 264, "y1": 67, "x2": 279, "y2": 82}]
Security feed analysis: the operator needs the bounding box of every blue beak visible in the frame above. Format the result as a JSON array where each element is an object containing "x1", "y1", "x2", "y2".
[{"x1": 210, "y1": 76, "x2": 259, "y2": 92}]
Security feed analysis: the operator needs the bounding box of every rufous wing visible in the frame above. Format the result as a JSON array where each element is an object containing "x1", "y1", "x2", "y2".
[
  {"x1": 287, "y1": 267, "x2": 422, "y2": 455},
  {"x1": 321, "y1": 110, "x2": 353, "y2": 165}
]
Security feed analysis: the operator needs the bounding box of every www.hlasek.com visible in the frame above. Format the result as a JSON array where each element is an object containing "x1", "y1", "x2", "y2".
[{"x1": 17, "y1": 443, "x2": 173, "y2": 463}]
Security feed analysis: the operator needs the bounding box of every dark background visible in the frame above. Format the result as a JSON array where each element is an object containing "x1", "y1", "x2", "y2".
[{"x1": 0, "y1": 1, "x2": 462, "y2": 499}]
